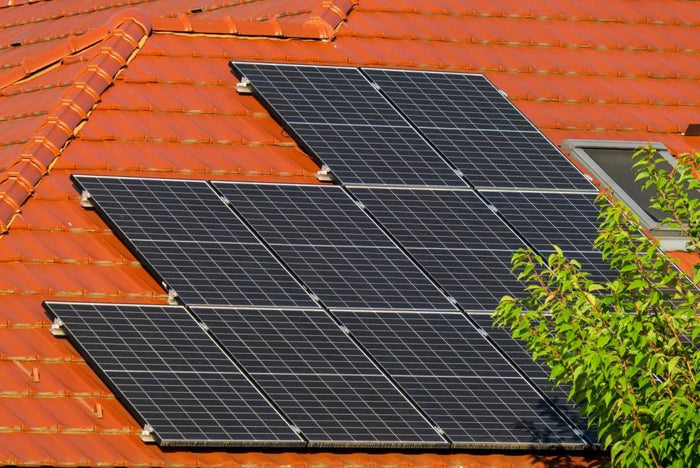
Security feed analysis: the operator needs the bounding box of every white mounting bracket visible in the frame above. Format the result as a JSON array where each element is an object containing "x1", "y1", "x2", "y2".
[
  {"x1": 140, "y1": 424, "x2": 156, "y2": 443},
  {"x1": 315, "y1": 165, "x2": 334, "y2": 182},
  {"x1": 50, "y1": 318, "x2": 65, "y2": 337},
  {"x1": 167, "y1": 289, "x2": 179, "y2": 305},
  {"x1": 236, "y1": 77, "x2": 253, "y2": 94},
  {"x1": 80, "y1": 190, "x2": 93, "y2": 208},
  {"x1": 498, "y1": 89, "x2": 508, "y2": 98}
]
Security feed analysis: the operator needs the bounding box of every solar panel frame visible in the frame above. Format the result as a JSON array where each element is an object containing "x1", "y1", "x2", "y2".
[
  {"x1": 43, "y1": 302, "x2": 304, "y2": 448},
  {"x1": 195, "y1": 307, "x2": 449, "y2": 448},
  {"x1": 72, "y1": 176, "x2": 317, "y2": 309},
  {"x1": 336, "y1": 310, "x2": 586, "y2": 447},
  {"x1": 230, "y1": 62, "x2": 467, "y2": 187}
]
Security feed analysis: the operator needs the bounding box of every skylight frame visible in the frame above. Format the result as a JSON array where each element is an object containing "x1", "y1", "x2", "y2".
[{"x1": 562, "y1": 139, "x2": 689, "y2": 248}]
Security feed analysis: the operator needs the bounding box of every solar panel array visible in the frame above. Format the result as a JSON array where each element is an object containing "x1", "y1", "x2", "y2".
[
  {"x1": 216, "y1": 183, "x2": 456, "y2": 312},
  {"x1": 363, "y1": 68, "x2": 595, "y2": 192},
  {"x1": 336, "y1": 311, "x2": 584, "y2": 446},
  {"x1": 43, "y1": 302, "x2": 303, "y2": 447},
  {"x1": 48, "y1": 63, "x2": 619, "y2": 450},
  {"x1": 351, "y1": 187, "x2": 527, "y2": 310},
  {"x1": 231, "y1": 63, "x2": 465, "y2": 187},
  {"x1": 73, "y1": 176, "x2": 317, "y2": 309},
  {"x1": 196, "y1": 308, "x2": 446, "y2": 447}
]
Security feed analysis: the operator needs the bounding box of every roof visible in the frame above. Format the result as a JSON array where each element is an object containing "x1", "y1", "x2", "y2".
[{"x1": 1, "y1": 0, "x2": 698, "y2": 465}]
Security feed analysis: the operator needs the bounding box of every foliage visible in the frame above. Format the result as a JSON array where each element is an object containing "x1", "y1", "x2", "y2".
[{"x1": 493, "y1": 147, "x2": 700, "y2": 467}]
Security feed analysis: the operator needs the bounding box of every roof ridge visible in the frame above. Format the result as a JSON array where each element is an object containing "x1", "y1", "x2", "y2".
[
  {"x1": 0, "y1": 10, "x2": 152, "y2": 234},
  {"x1": 151, "y1": 0, "x2": 358, "y2": 40}
]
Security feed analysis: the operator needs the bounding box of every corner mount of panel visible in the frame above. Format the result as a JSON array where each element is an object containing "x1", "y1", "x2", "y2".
[
  {"x1": 315, "y1": 165, "x2": 335, "y2": 182},
  {"x1": 80, "y1": 190, "x2": 93, "y2": 208},
  {"x1": 50, "y1": 318, "x2": 65, "y2": 337},
  {"x1": 167, "y1": 289, "x2": 179, "y2": 305},
  {"x1": 236, "y1": 77, "x2": 253, "y2": 94},
  {"x1": 140, "y1": 424, "x2": 156, "y2": 443}
]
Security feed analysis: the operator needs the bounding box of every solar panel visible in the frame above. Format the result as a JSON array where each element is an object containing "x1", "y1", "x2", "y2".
[
  {"x1": 483, "y1": 191, "x2": 618, "y2": 282},
  {"x1": 215, "y1": 183, "x2": 456, "y2": 311},
  {"x1": 231, "y1": 62, "x2": 466, "y2": 187},
  {"x1": 336, "y1": 310, "x2": 585, "y2": 447},
  {"x1": 350, "y1": 187, "x2": 522, "y2": 250},
  {"x1": 471, "y1": 313, "x2": 597, "y2": 444},
  {"x1": 363, "y1": 68, "x2": 595, "y2": 191},
  {"x1": 363, "y1": 69, "x2": 535, "y2": 132},
  {"x1": 349, "y1": 187, "x2": 526, "y2": 310},
  {"x1": 43, "y1": 302, "x2": 303, "y2": 447},
  {"x1": 73, "y1": 176, "x2": 316, "y2": 309},
  {"x1": 484, "y1": 191, "x2": 603, "y2": 251},
  {"x1": 196, "y1": 308, "x2": 447, "y2": 447}
]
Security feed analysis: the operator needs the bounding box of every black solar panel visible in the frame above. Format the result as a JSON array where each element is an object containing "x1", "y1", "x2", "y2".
[
  {"x1": 231, "y1": 62, "x2": 465, "y2": 187},
  {"x1": 351, "y1": 187, "x2": 522, "y2": 251},
  {"x1": 197, "y1": 308, "x2": 447, "y2": 447},
  {"x1": 409, "y1": 248, "x2": 525, "y2": 310},
  {"x1": 74, "y1": 176, "x2": 258, "y2": 244},
  {"x1": 484, "y1": 191, "x2": 603, "y2": 251},
  {"x1": 72, "y1": 176, "x2": 316, "y2": 309},
  {"x1": 43, "y1": 302, "x2": 302, "y2": 447},
  {"x1": 216, "y1": 183, "x2": 456, "y2": 311},
  {"x1": 363, "y1": 68, "x2": 595, "y2": 191},
  {"x1": 336, "y1": 311, "x2": 585, "y2": 447},
  {"x1": 483, "y1": 191, "x2": 618, "y2": 282},
  {"x1": 350, "y1": 187, "x2": 526, "y2": 310},
  {"x1": 472, "y1": 313, "x2": 597, "y2": 444},
  {"x1": 421, "y1": 127, "x2": 594, "y2": 191},
  {"x1": 363, "y1": 69, "x2": 535, "y2": 131},
  {"x1": 217, "y1": 183, "x2": 393, "y2": 248}
]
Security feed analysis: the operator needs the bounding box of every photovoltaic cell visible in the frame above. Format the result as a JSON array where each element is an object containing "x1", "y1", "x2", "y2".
[
  {"x1": 43, "y1": 302, "x2": 302, "y2": 447},
  {"x1": 231, "y1": 62, "x2": 465, "y2": 187},
  {"x1": 336, "y1": 311, "x2": 584, "y2": 447},
  {"x1": 72, "y1": 176, "x2": 316, "y2": 309},
  {"x1": 216, "y1": 183, "x2": 456, "y2": 311},
  {"x1": 197, "y1": 308, "x2": 446, "y2": 447},
  {"x1": 363, "y1": 68, "x2": 595, "y2": 191},
  {"x1": 350, "y1": 187, "x2": 526, "y2": 310}
]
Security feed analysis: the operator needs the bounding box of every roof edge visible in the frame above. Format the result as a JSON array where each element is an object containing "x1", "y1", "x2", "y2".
[
  {"x1": 151, "y1": 0, "x2": 358, "y2": 40},
  {"x1": 0, "y1": 10, "x2": 152, "y2": 234}
]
